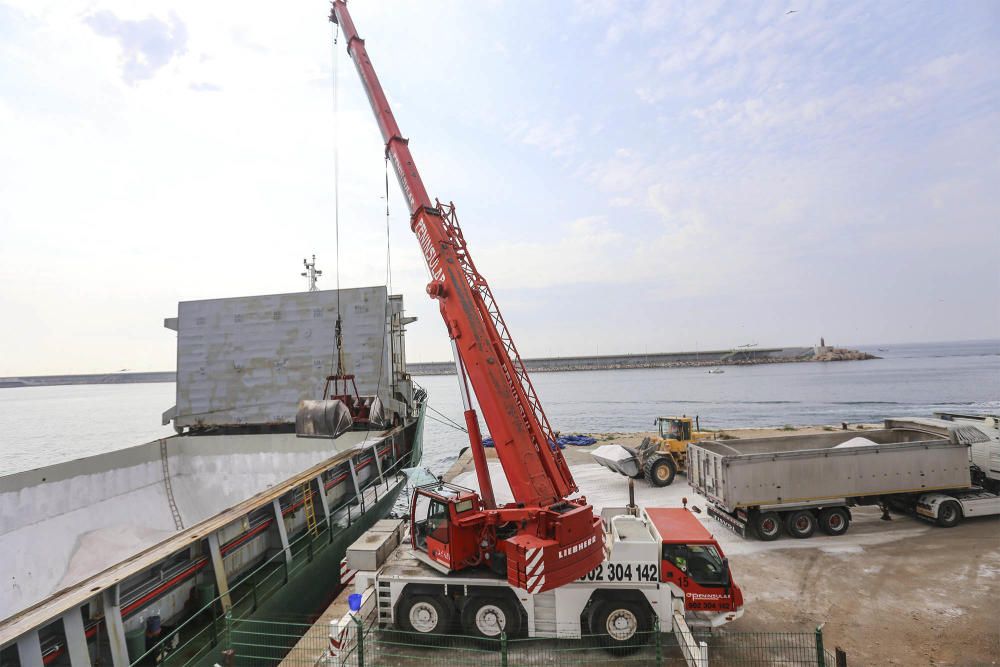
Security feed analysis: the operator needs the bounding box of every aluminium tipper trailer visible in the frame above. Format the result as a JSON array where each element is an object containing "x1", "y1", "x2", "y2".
[{"x1": 688, "y1": 422, "x2": 976, "y2": 540}]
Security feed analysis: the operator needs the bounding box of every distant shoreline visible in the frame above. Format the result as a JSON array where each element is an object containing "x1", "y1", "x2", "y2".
[{"x1": 0, "y1": 345, "x2": 877, "y2": 388}]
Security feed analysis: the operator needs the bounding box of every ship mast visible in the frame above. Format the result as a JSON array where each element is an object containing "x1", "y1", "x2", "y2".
[{"x1": 301, "y1": 254, "x2": 323, "y2": 292}]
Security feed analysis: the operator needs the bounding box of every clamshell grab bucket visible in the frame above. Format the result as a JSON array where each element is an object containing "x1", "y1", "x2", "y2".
[{"x1": 296, "y1": 399, "x2": 353, "y2": 439}]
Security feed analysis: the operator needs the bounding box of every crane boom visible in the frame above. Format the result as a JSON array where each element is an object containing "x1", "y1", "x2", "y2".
[
  {"x1": 329, "y1": 1, "x2": 605, "y2": 594},
  {"x1": 331, "y1": 2, "x2": 575, "y2": 507}
]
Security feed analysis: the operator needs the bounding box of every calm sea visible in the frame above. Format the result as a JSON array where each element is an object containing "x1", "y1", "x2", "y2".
[{"x1": 1, "y1": 340, "x2": 997, "y2": 477}]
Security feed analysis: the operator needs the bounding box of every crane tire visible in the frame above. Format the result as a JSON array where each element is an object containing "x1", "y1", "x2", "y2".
[
  {"x1": 461, "y1": 596, "x2": 521, "y2": 640},
  {"x1": 587, "y1": 600, "x2": 651, "y2": 656},
  {"x1": 644, "y1": 456, "x2": 676, "y2": 487},
  {"x1": 754, "y1": 512, "x2": 782, "y2": 541},
  {"x1": 936, "y1": 500, "x2": 962, "y2": 528},
  {"x1": 785, "y1": 510, "x2": 817, "y2": 539},
  {"x1": 398, "y1": 593, "x2": 453, "y2": 636},
  {"x1": 818, "y1": 508, "x2": 850, "y2": 536}
]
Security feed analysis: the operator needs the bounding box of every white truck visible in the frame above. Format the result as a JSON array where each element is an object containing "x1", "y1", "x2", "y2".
[
  {"x1": 688, "y1": 417, "x2": 1000, "y2": 540},
  {"x1": 328, "y1": 486, "x2": 743, "y2": 663}
]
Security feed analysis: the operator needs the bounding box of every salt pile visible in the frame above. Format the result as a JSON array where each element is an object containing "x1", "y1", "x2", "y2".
[{"x1": 833, "y1": 436, "x2": 879, "y2": 448}]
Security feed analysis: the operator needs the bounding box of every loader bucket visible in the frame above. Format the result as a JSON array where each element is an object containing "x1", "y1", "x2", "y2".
[
  {"x1": 295, "y1": 399, "x2": 353, "y2": 439},
  {"x1": 591, "y1": 444, "x2": 641, "y2": 478}
]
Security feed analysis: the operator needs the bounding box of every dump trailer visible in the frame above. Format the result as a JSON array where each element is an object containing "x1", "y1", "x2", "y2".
[{"x1": 688, "y1": 418, "x2": 999, "y2": 540}]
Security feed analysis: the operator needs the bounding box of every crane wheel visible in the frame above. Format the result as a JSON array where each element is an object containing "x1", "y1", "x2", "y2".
[
  {"x1": 936, "y1": 500, "x2": 962, "y2": 528},
  {"x1": 461, "y1": 596, "x2": 521, "y2": 640},
  {"x1": 644, "y1": 456, "x2": 676, "y2": 487},
  {"x1": 587, "y1": 600, "x2": 651, "y2": 656},
  {"x1": 818, "y1": 508, "x2": 850, "y2": 536},
  {"x1": 398, "y1": 593, "x2": 453, "y2": 636},
  {"x1": 784, "y1": 510, "x2": 817, "y2": 539},
  {"x1": 753, "y1": 512, "x2": 782, "y2": 541}
]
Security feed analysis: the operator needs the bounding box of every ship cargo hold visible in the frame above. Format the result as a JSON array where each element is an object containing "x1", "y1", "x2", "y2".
[{"x1": 0, "y1": 286, "x2": 425, "y2": 667}]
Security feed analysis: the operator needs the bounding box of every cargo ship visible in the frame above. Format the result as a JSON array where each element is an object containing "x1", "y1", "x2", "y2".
[{"x1": 0, "y1": 285, "x2": 426, "y2": 667}]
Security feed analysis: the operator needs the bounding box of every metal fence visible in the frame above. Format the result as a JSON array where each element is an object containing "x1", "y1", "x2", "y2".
[{"x1": 226, "y1": 608, "x2": 843, "y2": 667}]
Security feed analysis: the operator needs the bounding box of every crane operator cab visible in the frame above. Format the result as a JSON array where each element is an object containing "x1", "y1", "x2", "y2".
[{"x1": 411, "y1": 482, "x2": 494, "y2": 575}]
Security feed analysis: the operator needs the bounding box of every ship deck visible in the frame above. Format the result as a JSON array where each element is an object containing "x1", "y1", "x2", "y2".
[{"x1": 0, "y1": 427, "x2": 397, "y2": 645}]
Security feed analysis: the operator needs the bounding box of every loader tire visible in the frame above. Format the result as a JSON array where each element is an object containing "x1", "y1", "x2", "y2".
[{"x1": 644, "y1": 456, "x2": 676, "y2": 487}]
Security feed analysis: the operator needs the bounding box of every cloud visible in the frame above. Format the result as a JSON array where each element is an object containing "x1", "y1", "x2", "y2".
[
  {"x1": 84, "y1": 10, "x2": 188, "y2": 84},
  {"x1": 189, "y1": 81, "x2": 222, "y2": 92}
]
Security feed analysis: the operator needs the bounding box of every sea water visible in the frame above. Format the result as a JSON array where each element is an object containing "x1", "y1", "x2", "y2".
[{"x1": 0, "y1": 340, "x2": 996, "y2": 477}]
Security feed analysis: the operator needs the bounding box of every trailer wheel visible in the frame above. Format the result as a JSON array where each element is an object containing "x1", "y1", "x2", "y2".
[
  {"x1": 753, "y1": 512, "x2": 782, "y2": 541},
  {"x1": 936, "y1": 500, "x2": 962, "y2": 528},
  {"x1": 644, "y1": 456, "x2": 676, "y2": 487},
  {"x1": 399, "y1": 594, "x2": 453, "y2": 636},
  {"x1": 785, "y1": 510, "x2": 817, "y2": 539},
  {"x1": 818, "y1": 508, "x2": 850, "y2": 536},
  {"x1": 461, "y1": 597, "x2": 521, "y2": 639},
  {"x1": 588, "y1": 601, "x2": 651, "y2": 655}
]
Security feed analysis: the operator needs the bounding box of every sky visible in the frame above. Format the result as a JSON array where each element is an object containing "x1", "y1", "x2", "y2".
[{"x1": 1, "y1": 1, "x2": 998, "y2": 375}]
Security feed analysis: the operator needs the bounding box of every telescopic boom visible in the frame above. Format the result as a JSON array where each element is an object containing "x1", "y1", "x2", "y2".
[{"x1": 329, "y1": 1, "x2": 604, "y2": 594}]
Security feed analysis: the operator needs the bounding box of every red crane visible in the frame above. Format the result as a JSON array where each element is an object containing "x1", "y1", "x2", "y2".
[{"x1": 329, "y1": 1, "x2": 604, "y2": 594}]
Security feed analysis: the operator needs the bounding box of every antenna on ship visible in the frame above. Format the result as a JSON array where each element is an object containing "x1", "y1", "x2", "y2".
[{"x1": 301, "y1": 255, "x2": 323, "y2": 292}]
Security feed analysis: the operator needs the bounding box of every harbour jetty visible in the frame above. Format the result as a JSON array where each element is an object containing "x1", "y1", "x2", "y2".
[
  {"x1": 407, "y1": 344, "x2": 877, "y2": 376},
  {"x1": 0, "y1": 344, "x2": 877, "y2": 387}
]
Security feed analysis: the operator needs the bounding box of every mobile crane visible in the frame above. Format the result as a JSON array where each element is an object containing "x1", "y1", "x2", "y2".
[
  {"x1": 328, "y1": 0, "x2": 604, "y2": 595},
  {"x1": 324, "y1": 5, "x2": 743, "y2": 654}
]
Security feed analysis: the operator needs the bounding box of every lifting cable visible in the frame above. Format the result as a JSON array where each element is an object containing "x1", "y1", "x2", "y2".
[{"x1": 329, "y1": 19, "x2": 345, "y2": 381}]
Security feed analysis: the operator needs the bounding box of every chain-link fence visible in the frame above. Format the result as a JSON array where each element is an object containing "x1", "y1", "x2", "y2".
[{"x1": 227, "y1": 605, "x2": 844, "y2": 667}]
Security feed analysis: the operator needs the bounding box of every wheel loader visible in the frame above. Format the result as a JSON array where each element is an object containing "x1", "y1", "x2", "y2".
[{"x1": 592, "y1": 416, "x2": 711, "y2": 487}]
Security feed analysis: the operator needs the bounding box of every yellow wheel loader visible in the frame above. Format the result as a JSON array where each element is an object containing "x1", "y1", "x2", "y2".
[{"x1": 592, "y1": 416, "x2": 711, "y2": 487}]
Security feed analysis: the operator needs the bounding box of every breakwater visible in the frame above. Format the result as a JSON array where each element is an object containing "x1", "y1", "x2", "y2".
[{"x1": 1, "y1": 346, "x2": 878, "y2": 387}]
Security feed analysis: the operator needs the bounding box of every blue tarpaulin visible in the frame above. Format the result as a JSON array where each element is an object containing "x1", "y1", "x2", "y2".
[{"x1": 482, "y1": 434, "x2": 597, "y2": 449}]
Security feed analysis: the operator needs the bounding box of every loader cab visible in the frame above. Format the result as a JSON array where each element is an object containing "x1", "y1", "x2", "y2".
[
  {"x1": 410, "y1": 482, "x2": 483, "y2": 572},
  {"x1": 644, "y1": 508, "x2": 744, "y2": 623},
  {"x1": 656, "y1": 416, "x2": 697, "y2": 442}
]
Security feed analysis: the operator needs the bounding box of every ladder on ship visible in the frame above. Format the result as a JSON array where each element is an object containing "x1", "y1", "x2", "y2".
[{"x1": 301, "y1": 482, "x2": 319, "y2": 537}]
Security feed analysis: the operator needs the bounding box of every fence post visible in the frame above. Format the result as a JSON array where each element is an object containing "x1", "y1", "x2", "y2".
[
  {"x1": 224, "y1": 611, "x2": 233, "y2": 652},
  {"x1": 835, "y1": 647, "x2": 847, "y2": 667},
  {"x1": 210, "y1": 605, "x2": 218, "y2": 645},
  {"x1": 251, "y1": 578, "x2": 258, "y2": 612},
  {"x1": 500, "y1": 632, "x2": 508, "y2": 667},
  {"x1": 354, "y1": 615, "x2": 364, "y2": 667},
  {"x1": 815, "y1": 624, "x2": 826, "y2": 667}
]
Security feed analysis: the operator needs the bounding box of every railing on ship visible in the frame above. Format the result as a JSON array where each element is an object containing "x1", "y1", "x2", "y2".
[{"x1": 129, "y1": 453, "x2": 413, "y2": 667}]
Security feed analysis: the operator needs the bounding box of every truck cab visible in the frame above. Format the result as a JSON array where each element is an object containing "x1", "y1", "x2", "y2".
[{"x1": 644, "y1": 508, "x2": 743, "y2": 625}]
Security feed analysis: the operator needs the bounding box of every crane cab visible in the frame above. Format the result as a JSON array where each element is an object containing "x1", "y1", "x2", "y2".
[{"x1": 410, "y1": 482, "x2": 487, "y2": 574}]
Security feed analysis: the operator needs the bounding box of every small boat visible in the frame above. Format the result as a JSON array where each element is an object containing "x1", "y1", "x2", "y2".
[{"x1": 708, "y1": 368, "x2": 725, "y2": 374}]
